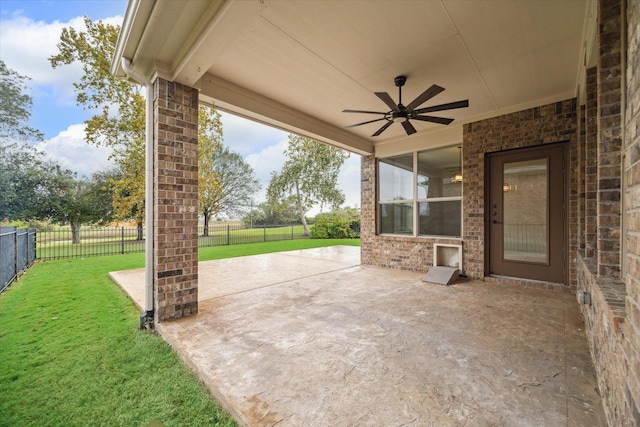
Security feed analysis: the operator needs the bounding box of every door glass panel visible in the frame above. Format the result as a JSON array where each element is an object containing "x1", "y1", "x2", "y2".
[{"x1": 503, "y1": 158, "x2": 548, "y2": 263}]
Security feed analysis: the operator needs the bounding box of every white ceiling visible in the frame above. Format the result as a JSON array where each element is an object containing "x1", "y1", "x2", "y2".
[{"x1": 114, "y1": 0, "x2": 595, "y2": 156}]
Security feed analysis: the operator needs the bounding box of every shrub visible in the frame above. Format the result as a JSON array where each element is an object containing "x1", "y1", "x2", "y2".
[{"x1": 310, "y1": 213, "x2": 358, "y2": 239}]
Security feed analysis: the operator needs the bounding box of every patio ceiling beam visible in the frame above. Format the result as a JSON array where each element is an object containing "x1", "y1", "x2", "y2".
[
  {"x1": 199, "y1": 73, "x2": 373, "y2": 156},
  {"x1": 171, "y1": 1, "x2": 264, "y2": 87}
]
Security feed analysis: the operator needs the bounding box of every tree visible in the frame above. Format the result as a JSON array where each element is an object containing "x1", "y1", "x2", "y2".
[
  {"x1": 198, "y1": 108, "x2": 260, "y2": 234},
  {"x1": 198, "y1": 106, "x2": 224, "y2": 236},
  {"x1": 211, "y1": 145, "x2": 260, "y2": 219},
  {"x1": 50, "y1": 17, "x2": 146, "y2": 234},
  {"x1": 267, "y1": 135, "x2": 349, "y2": 235},
  {"x1": 50, "y1": 20, "x2": 235, "y2": 239},
  {"x1": 0, "y1": 142, "x2": 72, "y2": 221},
  {"x1": 47, "y1": 172, "x2": 114, "y2": 244},
  {"x1": 50, "y1": 17, "x2": 143, "y2": 149},
  {"x1": 0, "y1": 61, "x2": 43, "y2": 142},
  {"x1": 108, "y1": 140, "x2": 145, "y2": 239}
]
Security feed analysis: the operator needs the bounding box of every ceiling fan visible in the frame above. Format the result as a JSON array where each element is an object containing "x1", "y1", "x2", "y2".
[{"x1": 343, "y1": 75, "x2": 469, "y2": 137}]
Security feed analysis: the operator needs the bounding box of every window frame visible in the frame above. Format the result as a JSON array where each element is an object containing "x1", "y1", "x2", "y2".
[{"x1": 377, "y1": 145, "x2": 463, "y2": 239}]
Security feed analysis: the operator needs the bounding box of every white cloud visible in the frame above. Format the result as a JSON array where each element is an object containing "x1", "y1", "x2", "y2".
[
  {"x1": 36, "y1": 124, "x2": 113, "y2": 178},
  {"x1": 220, "y1": 111, "x2": 290, "y2": 156},
  {"x1": 0, "y1": 13, "x2": 123, "y2": 105},
  {"x1": 245, "y1": 137, "x2": 290, "y2": 203}
]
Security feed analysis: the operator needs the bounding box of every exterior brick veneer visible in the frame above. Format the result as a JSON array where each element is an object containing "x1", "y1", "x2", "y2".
[
  {"x1": 153, "y1": 78, "x2": 199, "y2": 322},
  {"x1": 597, "y1": 0, "x2": 624, "y2": 277},
  {"x1": 576, "y1": 0, "x2": 640, "y2": 425},
  {"x1": 586, "y1": 67, "x2": 599, "y2": 258}
]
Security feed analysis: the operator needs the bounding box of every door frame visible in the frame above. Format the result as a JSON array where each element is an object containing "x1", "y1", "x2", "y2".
[{"x1": 484, "y1": 142, "x2": 568, "y2": 284}]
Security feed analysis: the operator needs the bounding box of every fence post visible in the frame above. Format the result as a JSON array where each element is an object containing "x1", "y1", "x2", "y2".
[
  {"x1": 14, "y1": 227, "x2": 18, "y2": 284},
  {"x1": 227, "y1": 225, "x2": 230, "y2": 246},
  {"x1": 291, "y1": 224, "x2": 294, "y2": 239},
  {"x1": 121, "y1": 227, "x2": 125, "y2": 254},
  {"x1": 264, "y1": 224, "x2": 266, "y2": 242}
]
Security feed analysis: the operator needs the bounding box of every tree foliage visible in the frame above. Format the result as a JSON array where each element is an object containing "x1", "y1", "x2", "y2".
[
  {"x1": 241, "y1": 196, "x2": 299, "y2": 227},
  {"x1": 310, "y1": 210, "x2": 360, "y2": 239},
  {"x1": 198, "y1": 107, "x2": 260, "y2": 231},
  {"x1": 267, "y1": 135, "x2": 348, "y2": 235},
  {"x1": 47, "y1": 173, "x2": 115, "y2": 243},
  {"x1": 211, "y1": 145, "x2": 260, "y2": 219},
  {"x1": 0, "y1": 143, "x2": 72, "y2": 221},
  {"x1": 50, "y1": 17, "x2": 146, "y2": 233},
  {"x1": 108, "y1": 139, "x2": 145, "y2": 236},
  {"x1": 49, "y1": 17, "x2": 144, "y2": 148},
  {"x1": 198, "y1": 106, "x2": 224, "y2": 234},
  {"x1": 50, "y1": 19, "x2": 241, "y2": 235},
  {"x1": 0, "y1": 61, "x2": 43, "y2": 142}
]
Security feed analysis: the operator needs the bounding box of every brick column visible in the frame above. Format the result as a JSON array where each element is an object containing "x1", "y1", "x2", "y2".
[
  {"x1": 360, "y1": 155, "x2": 376, "y2": 265},
  {"x1": 596, "y1": 0, "x2": 623, "y2": 277},
  {"x1": 585, "y1": 67, "x2": 598, "y2": 258},
  {"x1": 577, "y1": 104, "x2": 586, "y2": 253},
  {"x1": 153, "y1": 78, "x2": 199, "y2": 322}
]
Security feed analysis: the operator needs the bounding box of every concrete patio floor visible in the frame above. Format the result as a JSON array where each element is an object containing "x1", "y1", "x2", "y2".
[{"x1": 110, "y1": 246, "x2": 605, "y2": 426}]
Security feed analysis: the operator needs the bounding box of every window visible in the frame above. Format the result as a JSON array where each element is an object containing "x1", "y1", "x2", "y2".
[
  {"x1": 378, "y1": 146, "x2": 462, "y2": 237},
  {"x1": 379, "y1": 154, "x2": 414, "y2": 234}
]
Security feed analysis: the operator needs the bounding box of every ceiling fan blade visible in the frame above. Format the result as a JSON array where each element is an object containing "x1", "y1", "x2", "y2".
[
  {"x1": 372, "y1": 121, "x2": 394, "y2": 137},
  {"x1": 375, "y1": 92, "x2": 399, "y2": 111},
  {"x1": 402, "y1": 120, "x2": 417, "y2": 135},
  {"x1": 412, "y1": 115, "x2": 455, "y2": 125},
  {"x1": 346, "y1": 117, "x2": 388, "y2": 128},
  {"x1": 342, "y1": 109, "x2": 387, "y2": 115},
  {"x1": 413, "y1": 100, "x2": 469, "y2": 114},
  {"x1": 405, "y1": 84, "x2": 445, "y2": 111}
]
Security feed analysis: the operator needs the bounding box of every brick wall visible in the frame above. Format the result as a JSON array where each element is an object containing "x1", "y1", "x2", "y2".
[
  {"x1": 597, "y1": 0, "x2": 624, "y2": 277},
  {"x1": 586, "y1": 67, "x2": 599, "y2": 258},
  {"x1": 153, "y1": 78, "x2": 199, "y2": 322},
  {"x1": 576, "y1": 0, "x2": 640, "y2": 425},
  {"x1": 624, "y1": 0, "x2": 640, "y2": 422}
]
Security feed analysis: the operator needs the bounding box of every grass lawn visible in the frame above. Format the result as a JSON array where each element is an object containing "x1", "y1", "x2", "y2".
[
  {"x1": 0, "y1": 239, "x2": 359, "y2": 427},
  {"x1": 36, "y1": 225, "x2": 311, "y2": 260}
]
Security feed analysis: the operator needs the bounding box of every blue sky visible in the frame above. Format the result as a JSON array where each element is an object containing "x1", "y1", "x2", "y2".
[{"x1": 0, "y1": 0, "x2": 360, "y2": 213}]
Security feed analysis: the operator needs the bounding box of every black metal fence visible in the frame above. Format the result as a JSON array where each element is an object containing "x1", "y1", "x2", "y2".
[
  {"x1": 36, "y1": 224, "x2": 308, "y2": 260},
  {"x1": 1, "y1": 227, "x2": 37, "y2": 292}
]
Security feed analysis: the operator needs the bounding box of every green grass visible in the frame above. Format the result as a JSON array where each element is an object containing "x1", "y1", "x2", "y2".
[{"x1": 0, "y1": 239, "x2": 360, "y2": 427}]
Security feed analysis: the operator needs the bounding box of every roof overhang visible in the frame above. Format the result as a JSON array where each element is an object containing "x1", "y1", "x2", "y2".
[{"x1": 112, "y1": 0, "x2": 598, "y2": 157}]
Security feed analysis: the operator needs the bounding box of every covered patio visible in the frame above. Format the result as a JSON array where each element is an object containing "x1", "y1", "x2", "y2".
[
  {"x1": 111, "y1": 246, "x2": 605, "y2": 426},
  {"x1": 110, "y1": 0, "x2": 640, "y2": 424}
]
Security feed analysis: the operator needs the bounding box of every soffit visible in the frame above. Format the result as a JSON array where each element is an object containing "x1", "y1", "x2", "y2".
[{"x1": 114, "y1": 0, "x2": 591, "y2": 155}]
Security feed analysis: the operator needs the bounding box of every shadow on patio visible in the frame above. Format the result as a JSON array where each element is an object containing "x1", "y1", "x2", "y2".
[{"x1": 111, "y1": 246, "x2": 604, "y2": 426}]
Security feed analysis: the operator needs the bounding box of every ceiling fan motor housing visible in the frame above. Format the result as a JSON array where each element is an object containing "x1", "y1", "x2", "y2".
[{"x1": 394, "y1": 75, "x2": 407, "y2": 87}]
